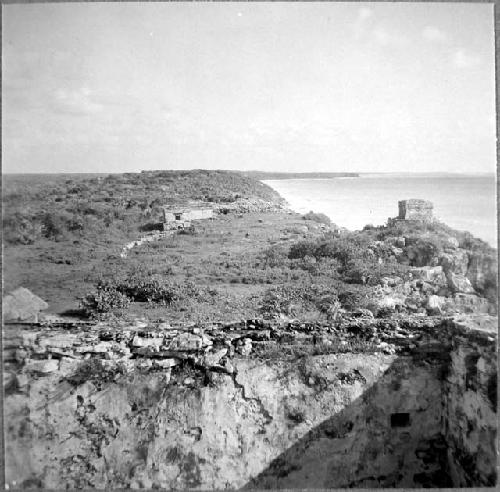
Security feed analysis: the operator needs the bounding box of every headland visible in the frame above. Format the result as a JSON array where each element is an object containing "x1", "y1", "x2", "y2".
[{"x1": 2, "y1": 170, "x2": 497, "y2": 489}]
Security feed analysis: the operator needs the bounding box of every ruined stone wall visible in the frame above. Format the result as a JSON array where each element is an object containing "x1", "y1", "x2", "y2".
[
  {"x1": 5, "y1": 354, "x2": 448, "y2": 489},
  {"x1": 442, "y1": 318, "x2": 497, "y2": 487},
  {"x1": 3, "y1": 315, "x2": 497, "y2": 489},
  {"x1": 248, "y1": 356, "x2": 449, "y2": 489},
  {"x1": 398, "y1": 199, "x2": 434, "y2": 222},
  {"x1": 162, "y1": 208, "x2": 213, "y2": 223},
  {"x1": 185, "y1": 209, "x2": 213, "y2": 220}
]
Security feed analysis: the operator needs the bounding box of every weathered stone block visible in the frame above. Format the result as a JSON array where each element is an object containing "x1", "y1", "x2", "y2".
[
  {"x1": 24, "y1": 359, "x2": 59, "y2": 374},
  {"x1": 426, "y1": 295, "x2": 446, "y2": 315},
  {"x1": 39, "y1": 334, "x2": 78, "y2": 350},
  {"x1": 167, "y1": 333, "x2": 203, "y2": 351},
  {"x1": 3, "y1": 287, "x2": 48, "y2": 322},
  {"x1": 154, "y1": 358, "x2": 180, "y2": 368},
  {"x1": 132, "y1": 336, "x2": 164, "y2": 348},
  {"x1": 447, "y1": 273, "x2": 475, "y2": 294},
  {"x1": 398, "y1": 199, "x2": 434, "y2": 222},
  {"x1": 202, "y1": 348, "x2": 228, "y2": 367}
]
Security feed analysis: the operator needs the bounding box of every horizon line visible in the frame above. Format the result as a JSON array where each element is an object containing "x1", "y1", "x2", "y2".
[{"x1": 2, "y1": 170, "x2": 497, "y2": 176}]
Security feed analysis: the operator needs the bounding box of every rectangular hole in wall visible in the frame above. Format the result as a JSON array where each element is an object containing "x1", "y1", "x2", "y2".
[
  {"x1": 465, "y1": 354, "x2": 480, "y2": 391},
  {"x1": 391, "y1": 412, "x2": 411, "y2": 428}
]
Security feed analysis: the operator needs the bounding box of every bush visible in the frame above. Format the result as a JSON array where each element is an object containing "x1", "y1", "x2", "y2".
[
  {"x1": 261, "y1": 245, "x2": 289, "y2": 268},
  {"x1": 113, "y1": 276, "x2": 179, "y2": 304},
  {"x1": 302, "y1": 211, "x2": 331, "y2": 225},
  {"x1": 338, "y1": 287, "x2": 370, "y2": 311},
  {"x1": 66, "y1": 359, "x2": 125, "y2": 386},
  {"x1": 260, "y1": 283, "x2": 339, "y2": 319},
  {"x1": 139, "y1": 222, "x2": 164, "y2": 232},
  {"x1": 406, "y1": 236, "x2": 443, "y2": 267},
  {"x1": 288, "y1": 240, "x2": 317, "y2": 260},
  {"x1": 80, "y1": 284, "x2": 131, "y2": 318},
  {"x1": 178, "y1": 225, "x2": 197, "y2": 236},
  {"x1": 314, "y1": 238, "x2": 360, "y2": 266},
  {"x1": 2, "y1": 212, "x2": 41, "y2": 245}
]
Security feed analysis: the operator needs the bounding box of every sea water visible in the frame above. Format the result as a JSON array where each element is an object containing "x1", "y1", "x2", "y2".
[{"x1": 264, "y1": 174, "x2": 497, "y2": 247}]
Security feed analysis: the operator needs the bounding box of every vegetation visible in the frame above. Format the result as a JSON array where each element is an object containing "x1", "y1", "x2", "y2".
[
  {"x1": 2, "y1": 170, "x2": 284, "y2": 246},
  {"x1": 302, "y1": 211, "x2": 331, "y2": 225},
  {"x1": 67, "y1": 359, "x2": 126, "y2": 386},
  {"x1": 80, "y1": 284, "x2": 131, "y2": 318},
  {"x1": 260, "y1": 283, "x2": 340, "y2": 320},
  {"x1": 255, "y1": 339, "x2": 379, "y2": 361},
  {"x1": 3, "y1": 171, "x2": 497, "y2": 323}
]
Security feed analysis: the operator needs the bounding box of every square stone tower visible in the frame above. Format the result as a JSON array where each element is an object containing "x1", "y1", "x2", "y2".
[{"x1": 398, "y1": 199, "x2": 434, "y2": 222}]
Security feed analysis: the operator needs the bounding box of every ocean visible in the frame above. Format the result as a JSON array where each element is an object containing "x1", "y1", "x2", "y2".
[{"x1": 264, "y1": 174, "x2": 498, "y2": 247}]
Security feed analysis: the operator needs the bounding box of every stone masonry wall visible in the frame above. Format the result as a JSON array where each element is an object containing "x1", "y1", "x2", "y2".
[
  {"x1": 3, "y1": 315, "x2": 497, "y2": 489},
  {"x1": 398, "y1": 199, "x2": 434, "y2": 222},
  {"x1": 442, "y1": 318, "x2": 497, "y2": 486}
]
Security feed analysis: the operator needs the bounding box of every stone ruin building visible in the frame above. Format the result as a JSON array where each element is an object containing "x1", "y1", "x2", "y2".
[
  {"x1": 398, "y1": 199, "x2": 434, "y2": 222},
  {"x1": 388, "y1": 199, "x2": 434, "y2": 226},
  {"x1": 162, "y1": 206, "x2": 214, "y2": 230}
]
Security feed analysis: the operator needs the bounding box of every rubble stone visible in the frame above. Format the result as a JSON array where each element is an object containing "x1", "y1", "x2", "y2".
[
  {"x1": 167, "y1": 333, "x2": 204, "y2": 351},
  {"x1": 447, "y1": 273, "x2": 475, "y2": 294},
  {"x1": 3, "y1": 287, "x2": 48, "y2": 322},
  {"x1": 203, "y1": 348, "x2": 228, "y2": 367},
  {"x1": 24, "y1": 359, "x2": 59, "y2": 374}
]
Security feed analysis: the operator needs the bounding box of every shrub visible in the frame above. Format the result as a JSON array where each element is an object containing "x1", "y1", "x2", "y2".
[
  {"x1": 288, "y1": 240, "x2": 317, "y2": 260},
  {"x1": 338, "y1": 287, "x2": 370, "y2": 311},
  {"x1": 260, "y1": 283, "x2": 339, "y2": 319},
  {"x1": 2, "y1": 212, "x2": 41, "y2": 245},
  {"x1": 66, "y1": 359, "x2": 125, "y2": 386},
  {"x1": 178, "y1": 225, "x2": 197, "y2": 236},
  {"x1": 261, "y1": 245, "x2": 289, "y2": 268},
  {"x1": 303, "y1": 211, "x2": 331, "y2": 225},
  {"x1": 139, "y1": 222, "x2": 164, "y2": 232},
  {"x1": 406, "y1": 236, "x2": 443, "y2": 267},
  {"x1": 80, "y1": 284, "x2": 131, "y2": 318},
  {"x1": 314, "y1": 238, "x2": 359, "y2": 266},
  {"x1": 113, "y1": 276, "x2": 178, "y2": 304}
]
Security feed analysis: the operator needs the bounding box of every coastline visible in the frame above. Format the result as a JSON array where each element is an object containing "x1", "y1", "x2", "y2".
[
  {"x1": 263, "y1": 175, "x2": 497, "y2": 246},
  {"x1": 3, "y1": 170, "x2": 497, "y2": 489}
]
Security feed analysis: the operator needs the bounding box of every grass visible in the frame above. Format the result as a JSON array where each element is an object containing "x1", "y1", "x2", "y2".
[
  {"x1": 3, "y1": 171, "x2": 497, "y2": 322},
  {"x1": 3, "y1": 203, "x2": 329, "y2": 321}
]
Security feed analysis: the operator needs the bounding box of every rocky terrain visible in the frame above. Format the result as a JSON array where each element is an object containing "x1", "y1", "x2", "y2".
[
  {"x1": 2, "y1": 172, "x2": 498, "y2": 489},
  {"x1": 3, "y1": 313, "x2": 497, "y2": 489}
]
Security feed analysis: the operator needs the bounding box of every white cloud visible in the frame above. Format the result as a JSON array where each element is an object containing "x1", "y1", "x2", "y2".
[
  {"x1": 452, "y1": 49, "x2": 481, "y2": 69},
  {"x1": 422, "y1": 26, "x2": 449, "y2": 43},
  {"x1": 52, "y1": 87, "x2": 103, "y2": 115},
  {"x1": 358, "y1": 7, "x2": 373, "y2": 21},
  {"x1": 372, "y1": 27, "x2": 408, "y2": 47},
  {"x1": 352, "y1": 6, "x2": 373, "y2": 39}
]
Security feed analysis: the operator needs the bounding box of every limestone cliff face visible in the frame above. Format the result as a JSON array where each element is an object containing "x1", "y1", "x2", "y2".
[
  {"x1": 466, "y1": 251, "x2": 498, "y2": 293},
  {"x1": 4, "y1": 316, "x2": 497, "y2": 490},
  {"x1": 443, "y1": 319, "x2": 497, "y2": 487},
  {"x1": 6, "y1": 354, "x2": 445, "y2": 489}
]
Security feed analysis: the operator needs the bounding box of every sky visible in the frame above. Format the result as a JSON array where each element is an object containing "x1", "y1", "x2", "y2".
[{"x1": 2, "y1": 2, "x2": 496, "y2": 174}]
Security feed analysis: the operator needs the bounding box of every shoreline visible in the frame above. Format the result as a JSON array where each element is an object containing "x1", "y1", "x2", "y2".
[{"x1": 263, "y1": 176, "x2": 497, "y2": 247}]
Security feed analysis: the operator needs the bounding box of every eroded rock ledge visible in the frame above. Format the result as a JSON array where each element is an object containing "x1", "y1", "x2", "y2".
[{"x1": 3, "y1": 314, "x2": 497, "y2": 489}]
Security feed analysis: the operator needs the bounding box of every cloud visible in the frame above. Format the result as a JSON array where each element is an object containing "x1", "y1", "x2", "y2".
[
  {"x1": 358, "y1": 7, "x2": 373, "y2": 21},
  {"x1": 372, "y1": 27, "x2": 408, "y2": 47},
  {"x1": 352, "y1": 8, "x2": 407, "y2": 48},
  {"x1": 422, "y1": 26, "x2": 449, "y2": 43},
  {"x1": 452, "y1": 49, "x2": 481, "y2": 69},
  {"x1": 51, "y1": 87, "x2": 103, "y2": 115},
  {"x1": 352, "y1": 7, "x2": 373, "y2": 39}
]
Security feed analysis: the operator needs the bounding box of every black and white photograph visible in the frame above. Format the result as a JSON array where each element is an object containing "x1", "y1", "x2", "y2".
[{"x1": 2, "y1": 1, "x2": 498, "y2": 489}]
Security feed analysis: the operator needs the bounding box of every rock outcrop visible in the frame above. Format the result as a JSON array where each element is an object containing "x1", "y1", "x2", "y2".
[
  {"x1": 3, "y1": 288, "x2": 49, "y2": 323},
  {"x1": 3, "y1": 314, "x2": 497, "y2": 489}
]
